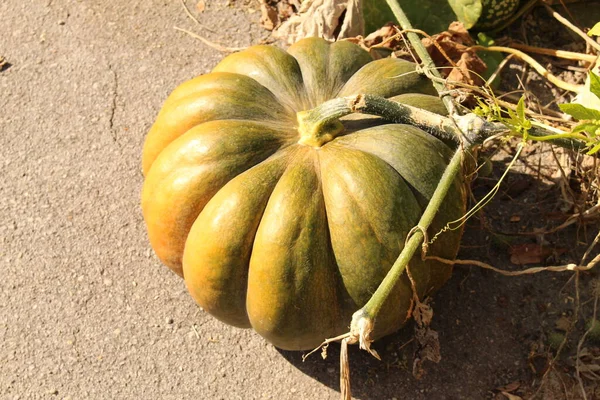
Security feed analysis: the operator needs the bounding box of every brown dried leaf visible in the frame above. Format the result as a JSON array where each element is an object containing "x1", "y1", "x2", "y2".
[
  {"x1": 496, "y1": 381, "x2": 521, "y2": 392},
  {"x1": 276, "y1": 1, "x2": 297, "y2": 20},
  {"x1": 446, "y1": 50, "x2": 487, "y2": 87},
  {"x1": 579, "y1": 363, "x2": 600, "y2": 373},
  {"x1": 361, "y1": 24, "x2": 402, "y2": 49},
  {"x1": 196, "y1": 0, "x2": 205, "y2": 13},
  {"x1": 422, "y1": 22, "x2": 474, "y2": 60},
  {"x1": 501, "y1": 392, "x2": 523, "y2": 400},
  {"x1": 496, "y1": 381, "x2": 522, "y2": 400},
  {"x1": 412, "y1": 299, "x2": 440, "y2": 380},
  {"x1": 555, "y1": 316, "x2": 571, "y2": 332},
  {"x1": 272, "y1": 0, "x2": 364, "y2": 44},
  {"x1": 260, "y1": 2, "x2": 278, "y2": 31},
  {"x1": 413, "y1": 299, "x2": 434, "y2": 327},
  {"x1": 412, "y1": 327, "x2": 441, "y2": 379},
  {"x1": 509, "y1": 244, "x2": 567, "y2": 265},
  {"x1": 408, "y1": 22, "x2": 487, "y2": 89}
]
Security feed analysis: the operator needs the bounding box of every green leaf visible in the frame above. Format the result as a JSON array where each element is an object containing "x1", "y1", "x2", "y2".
[
  {"x1": 559, "y1": 103, "x2": 600, "y2": 120},
  {"x1": 589, "y1": 72, "x2": 600, "y2": 100},
  {"x1": 476, "y1": 32, "x2": 495, "y2": 46},
  {"x1": 363, "y1": 0, "x2": 477, "y2": 34},
  {"x1": 572, "y1": 122, "x2": 600, "y2": 135},
  {"x1": 589, "y1": 22, "x2": 600, "y2": 37},
  {"x1": 516, "y1": 96, "x2": 526, "y2": 122},
  {"x1": 448, "y1": 0, "x2": 482, "y2": 29},
  {"x1": 506, "y1": 106, "x2": 518, "y2": 123},
  {"x1": 586, "y1": 142, "x2": 600, "y2": 155}
]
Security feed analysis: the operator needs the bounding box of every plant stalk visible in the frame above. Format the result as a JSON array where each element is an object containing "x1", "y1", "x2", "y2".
[
  {"x1": 384, "y1": 0, "x2": 458, "y2": 115},
  {"x1": 297, "y1": 94, "x2": 586, "y2": 150}
]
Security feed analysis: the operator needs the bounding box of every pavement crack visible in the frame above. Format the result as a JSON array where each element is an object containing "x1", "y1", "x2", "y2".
[{"x1": 108, "y1": 63, "x2": 118, "y2": 142}]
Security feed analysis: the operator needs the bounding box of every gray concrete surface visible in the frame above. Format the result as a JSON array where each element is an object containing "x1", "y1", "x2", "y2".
[{"x1": 1, "y1": 1, "x2": 339, "y2": 398}]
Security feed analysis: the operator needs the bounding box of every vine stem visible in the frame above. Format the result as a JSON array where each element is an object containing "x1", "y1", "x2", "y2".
[
  {"x1": 507, "y1": 43, "x2": 598, "y2": 63},
  {"x1": 297, "y1": 94, "x2": 586, "y2": 150},
  {"x1": 543, "y1": 3, "x2": 600, "y2": 53},
  {"x1": 470, "y1": 45, "x2": 583, "y2": 93},
  {"x1": 384, "y1": 0, "x2": 457, "y2": 115}
]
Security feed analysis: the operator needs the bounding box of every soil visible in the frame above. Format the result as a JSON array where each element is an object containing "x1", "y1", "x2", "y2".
[{"x1": 1, "y1": 1, "x2": 599, "y2": 399}]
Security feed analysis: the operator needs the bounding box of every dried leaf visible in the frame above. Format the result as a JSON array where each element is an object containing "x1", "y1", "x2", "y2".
[
  {"x1": 555, "y1": 315, "x2": 571, "y2": 332},
  {"x1": 420, "y1": 22, "x2": 487, "y2": 87},
  {"x1": 510, "y1": 215, "x2": 521, "y2": 222},
  {"x1": 447, "y1": 50, "x2": 487, "y2": 86},
  {"x1": 501, "y1": 392, "x2": 523, "y2": 400},
  {"x1": 276, "y1": 1, "x2": 298, "y2": 20},
  {"x1": 260, "y1": 2, "x2": 278, "y2": 31},
  {"x1": 412, "y1": 327, "x2": 441, "y2": 379},
  {"x1": 579, "y1": 363, "x2": 600, "y2": 373},
  {"x1": 509, "y1": 244, "x2": 566, "y2": 265},
  {"x1": 413, "y1": 299, "x2": 434, "y2": 327},
  {"x1": 196, "y1": 0, "x2": 205, "y2": 13},
  {"x1": 496, "y1": 381, "x2": 521, "y2": 392},
  {"x1": 412, "y1": 299, "x2": 440, "y2": 379},
  {"x1": 342, "y1": 24, "x2": 405, "y2": 59},
  {"x1": 272, "y1": 0, "x2": 364, "y2": 44}
]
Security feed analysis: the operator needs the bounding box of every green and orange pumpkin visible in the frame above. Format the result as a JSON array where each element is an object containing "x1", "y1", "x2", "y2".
[{"x1": 141, "y1": 37, "x2": 466, "y2": 350}]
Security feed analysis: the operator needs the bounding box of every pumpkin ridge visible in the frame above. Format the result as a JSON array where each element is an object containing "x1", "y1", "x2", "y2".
[
  {"x1": 337, "y1": 58, "x2": 437, "y2": 99},
  {"x1": 142, "y1": 121, "x2": 296, "y2": 276},
  {"x1": 286, "y1": 38, "x2": 373, "y2": 110},
  {"x1": 212, "y1": 45, "x2": 310, "y2": 113},
  {"x1": 336, "y1": 136, "x2": 430, "y2": 206},
  {"x1": 314, "y1": 150, "x2": 359, "y2": 320},
  {"x1": 183, "y1": 150, "x2": 294, "y2": 327},
  {"x1": 321, "y1": 147, "x2": 412, "y2": 253},
  {"x1": 319, "y1": 145, "x2": 422, "y2": 307},
  {"x1": 332, "y1": 125, "x2": 454, "y2": 204},
  {"x1": 246, "y1": 149, "x2": 348, "y2": 350},
  {"x1": 159, "y1": 72, "x2": 290, "y2": 114},
  {"x1": 142, "y1": 73, "x2": 296, "y2": 174}
]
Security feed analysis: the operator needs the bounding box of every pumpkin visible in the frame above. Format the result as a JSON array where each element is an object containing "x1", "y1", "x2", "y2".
[{"x1": 142, "y1": 37, "x2": 466, "y2": 350}]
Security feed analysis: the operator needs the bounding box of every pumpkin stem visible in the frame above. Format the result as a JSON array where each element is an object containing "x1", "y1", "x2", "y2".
[
  {"x1": 297, "y1": 94, "x2": 584, "y2": 150},
  {"x1": 296, "y1": 101, "x2": 348, "y2": 148}
]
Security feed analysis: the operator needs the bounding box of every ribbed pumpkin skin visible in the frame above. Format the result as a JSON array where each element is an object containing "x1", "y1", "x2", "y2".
[{"x1": 142, "y1": 38, "x2": 466, "y2": 350}]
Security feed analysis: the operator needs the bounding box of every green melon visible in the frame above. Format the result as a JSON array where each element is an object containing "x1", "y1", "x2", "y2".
[{"x1": 474, "y1": 0, "x2": 521, "y2": 30}]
